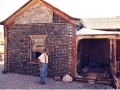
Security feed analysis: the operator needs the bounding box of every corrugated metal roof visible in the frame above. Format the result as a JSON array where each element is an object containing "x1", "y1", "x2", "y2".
[{"x1": 82, "y1": 16, "x2": 120, "y2": 29}]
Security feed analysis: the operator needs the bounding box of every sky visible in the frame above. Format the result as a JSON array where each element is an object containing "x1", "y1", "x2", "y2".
[{"x1": 0, "y1": 0, "x2": 120, "y2": 32}]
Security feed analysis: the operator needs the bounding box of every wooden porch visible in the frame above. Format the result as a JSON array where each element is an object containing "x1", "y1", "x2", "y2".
[{"x1": 75, "y1": 34, "x2": 120, "y2": 89}]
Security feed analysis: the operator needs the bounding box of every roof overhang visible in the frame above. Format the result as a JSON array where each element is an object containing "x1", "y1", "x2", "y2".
[
  {"x1": 87, "y1": 28, "x2": 120, "y2": 30},
  {"x1": 76, "y1": 28, "x2": 120, "y2": 36},
  {"x1": 0, "y1": 0, "x2": 85, "y2": 28}
]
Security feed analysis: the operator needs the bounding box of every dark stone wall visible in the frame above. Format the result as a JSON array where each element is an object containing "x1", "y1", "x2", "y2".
[{"x1": 7, "y1": 22, "x2": 73, "y2": 77}]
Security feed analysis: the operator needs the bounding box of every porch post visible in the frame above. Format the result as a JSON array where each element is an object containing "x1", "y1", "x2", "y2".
[
  {"x1": 113, "y1": 39, "x2": 117, "y2": 75},
  {"x1": 110, "y1": 39, "x2": 117, "y2": 75},
  {"x1": 70, "y1": 25, "x2": 76, "y2": 77},
  {"x1": 111, "y1": 39, "x2": 118, "y2": 89}
]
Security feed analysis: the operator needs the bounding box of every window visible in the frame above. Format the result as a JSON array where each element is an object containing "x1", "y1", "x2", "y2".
[{"x1": 28, "y1": 35, "x2": 47, "y2": 64}]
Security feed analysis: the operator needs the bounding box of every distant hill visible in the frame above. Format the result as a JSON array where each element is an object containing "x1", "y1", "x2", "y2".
[{"x1": 0, "y1": 32, "x2": 4, "y2": 40}]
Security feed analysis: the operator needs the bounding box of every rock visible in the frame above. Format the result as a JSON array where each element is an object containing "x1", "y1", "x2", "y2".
[
  {"x1": 54, "y1": 76, "x2": 61, "y2": 81},
  {"x1": 88, "y1": 80, "x2": 95, "y2": 84},
  {"x1": 62, "y1": 74, "x2": 73, "y2": 82}
]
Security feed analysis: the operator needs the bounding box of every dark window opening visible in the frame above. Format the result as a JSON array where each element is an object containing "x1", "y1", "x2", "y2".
[{"x1": 32, "y1": 51, "x2": 42, "y2": 62}]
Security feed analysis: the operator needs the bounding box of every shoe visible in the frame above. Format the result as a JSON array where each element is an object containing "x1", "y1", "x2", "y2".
[
  {"x1": 40, "y1": 81, "x2": 45, "y2": 85},
  {"x1": 42, "y1": 82, "x2": 46, "y2": 84}
]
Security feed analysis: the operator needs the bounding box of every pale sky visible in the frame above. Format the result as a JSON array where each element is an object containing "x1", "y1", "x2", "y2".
[{"x1": 0, "y1": 0, "x2": 120, "y2": 32}]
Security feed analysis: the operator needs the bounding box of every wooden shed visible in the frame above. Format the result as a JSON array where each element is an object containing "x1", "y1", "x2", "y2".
[
  {"x1": 0, "y1": 0, "x2": 84, "y2": 78},
  {"x1": 75, "y1": 17, "x2": 120, "y2": 88}
]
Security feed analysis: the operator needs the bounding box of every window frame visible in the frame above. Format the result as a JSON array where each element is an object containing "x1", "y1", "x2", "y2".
[{"x1": 28, "y1": 35, "x2": 47, "y2": 64}]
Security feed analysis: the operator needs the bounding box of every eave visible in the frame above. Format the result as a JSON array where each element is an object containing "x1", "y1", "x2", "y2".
[{"x1": 0, "y1": 0, "x2": 84, "y2": 27}]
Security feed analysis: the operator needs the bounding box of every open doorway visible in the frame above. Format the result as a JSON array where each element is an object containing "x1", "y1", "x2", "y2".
[{"x1": 76, "y1": 39, "x2": 112, "y2": 81}]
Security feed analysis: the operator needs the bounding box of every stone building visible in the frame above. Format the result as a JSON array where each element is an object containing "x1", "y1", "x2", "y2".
[
  {"x1": 1, "y1": 0, "x2": 120, "y2": 88},
  {"x1": 0, "y1": 0, "x2": 84, "y2": 77}
]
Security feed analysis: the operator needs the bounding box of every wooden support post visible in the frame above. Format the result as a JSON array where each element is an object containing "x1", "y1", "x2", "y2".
[
  {"x1": 110, "y1": 39, "x2": 118, "y2": 89},
  {"x1": 110, "y1": 39, "x2": 117, "y2": 75},
  {"x1": 70, "y1": 25, "x2": 76, "y2": 78},
  {"x1": 75, "y1": 38, "x2": 81, "y2": 77},
  {"x1": 113, "y1": 39, "x2": 117, "y2": 75}
]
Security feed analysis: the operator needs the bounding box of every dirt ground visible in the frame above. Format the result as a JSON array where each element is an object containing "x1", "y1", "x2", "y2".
[{"x1": 0, "y1": 61, "x2": 114, "y2": 89}]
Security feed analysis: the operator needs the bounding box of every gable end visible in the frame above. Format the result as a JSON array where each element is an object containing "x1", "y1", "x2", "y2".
[{"x1": 14, "y1": 3, "x2": 53, "y2": 24}]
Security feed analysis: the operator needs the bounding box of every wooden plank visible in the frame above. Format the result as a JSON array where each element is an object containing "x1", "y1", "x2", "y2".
[
  {"x1": 110, "y1": 39, "x2": 117, "y2": 75},
  {"x1": 6, "y1": 19, "x2": 15, "y2": 27},
  {"x1": 116, "y1": 36, "x2": 120, "y2": 39},
  {"x1": 76, "y1": 35, "x2": 116, "y2": 40},
  {"x1": 70, "y1": 25, "x2": 76, "y2": 77},
  {"x1": 85, "y1": 73, "x2": 97, "y2": 79},
  {"x1": 113, "y1": 39, "x2": 117, "y2": 74},
  {"x1": 110, "y1": 39, "x2": 118, "y2": 89},
  {"x1": 111, "y1": 73, "x2": 118, "y2": 89}
]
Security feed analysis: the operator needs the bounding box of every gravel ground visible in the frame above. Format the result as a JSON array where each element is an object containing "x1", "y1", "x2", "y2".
[{"x1": 0, "y1": 62, "x2": 114, "y2": 89}]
